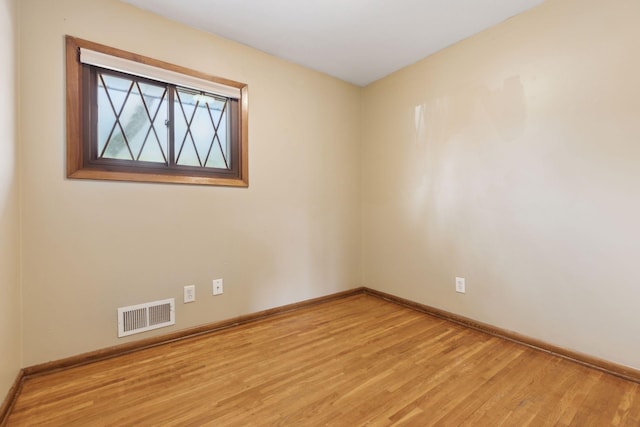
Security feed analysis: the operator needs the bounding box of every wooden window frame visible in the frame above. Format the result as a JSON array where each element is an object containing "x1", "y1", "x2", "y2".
[{"x1": 66, "y1": 35, "x2": 249, "y2": 187}]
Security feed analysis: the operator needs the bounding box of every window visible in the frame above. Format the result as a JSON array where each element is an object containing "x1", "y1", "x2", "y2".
[{"x1": 66, "y1": 36, "x2": 248, "y2": 186}]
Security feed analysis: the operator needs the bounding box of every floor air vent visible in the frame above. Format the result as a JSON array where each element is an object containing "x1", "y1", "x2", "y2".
[{"x1": 117, "y1": 298, "x2": 175, "y2": 337}]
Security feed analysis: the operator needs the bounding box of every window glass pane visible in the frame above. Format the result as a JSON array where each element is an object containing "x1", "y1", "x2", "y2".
[
  {"x1": 191, "y1": 101, "x2": 213, "y2": 166},
  {"x1": 137, "y1": 82, "x2": 168, "y2": 163},
  {"x1": 117, "y1": 82, "x2": 146, "y2": 159},
  {"x1": 98, "y1": 73, "x2": 131, "y2": 159},
  {"x1": 205, "y1": 107, "x2": 229, "y2": 169},
  {"x1": 178, "y1": 140, "x2": 200, "y2": 166},
  {"x1": 174, "y1": 88, "x2": 200, "y2": 166},
  {"x1": 174, "y1": 87, "x2": 231, "y2": 169},
  {"x1": 97, "y1": 73, "x2": 167, "y2": 163}
]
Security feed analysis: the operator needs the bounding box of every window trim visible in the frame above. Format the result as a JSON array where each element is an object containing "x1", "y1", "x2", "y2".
[{"x1": 66, "y1": 35, "x2": 249, "y2": 187}]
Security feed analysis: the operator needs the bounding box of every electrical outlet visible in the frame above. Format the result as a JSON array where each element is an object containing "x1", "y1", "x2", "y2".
[
  {"x1": 183, "y1": 285, "x2": 196, "y2": 303},
  {"x1": 212, "y1": 279, "x2": 223, "y2": 296},
  {"x1": 455, "y1": 277, "x2": 466, "y2": 294}
]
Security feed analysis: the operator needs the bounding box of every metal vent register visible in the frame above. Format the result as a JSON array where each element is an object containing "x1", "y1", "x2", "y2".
[{"x1": 117, "y1": 298, "x2": 175, "y2": 337}]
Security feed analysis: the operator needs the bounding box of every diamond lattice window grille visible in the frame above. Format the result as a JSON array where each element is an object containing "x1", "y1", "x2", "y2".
[
  {"x1": 95, "y1": 71, "x2": 231, "y2": 171},
  {"x1": 174, "y1": 88, "x2": 230, "y2": 170},
  {"x1": 98, "y1": 72, "x2": 169, "y2": 164}
]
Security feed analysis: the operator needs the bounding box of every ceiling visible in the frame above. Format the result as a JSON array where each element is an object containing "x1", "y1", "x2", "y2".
[{"x1": 123, "y1": 0, "x2": 545, "y2": 87}]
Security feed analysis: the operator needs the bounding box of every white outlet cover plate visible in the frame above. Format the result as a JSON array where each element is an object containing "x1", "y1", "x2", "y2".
[
  {"x1": 455, "y1": 277, "x2": 466, "y2": 294},
  {"x1": 213, "y1": 279, "x2": 223, "y2": 295},
  {"x1": 184, "y1": 285, "x2": 196, "y2": 303}
]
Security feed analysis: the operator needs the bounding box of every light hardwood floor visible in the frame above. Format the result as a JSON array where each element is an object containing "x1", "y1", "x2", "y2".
[{"x1": 7, "y1": 294, "x2": 640, "y2": 426}]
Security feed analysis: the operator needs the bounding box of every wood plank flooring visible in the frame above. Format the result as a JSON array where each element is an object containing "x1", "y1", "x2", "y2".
[{"x1": 7, "y1": 294, "x2": 640, "y2": 426}]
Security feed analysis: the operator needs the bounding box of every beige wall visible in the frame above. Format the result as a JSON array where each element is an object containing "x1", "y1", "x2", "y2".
[
  {"x1": 19, "y1": 0, "x2": 361, "y2": 365},
  {"x1": 362, "y1": 0, "x2": 640, "y2": 369},
  {"x1": 0, "y1": 0, "x2": 21, "y2": 399}
]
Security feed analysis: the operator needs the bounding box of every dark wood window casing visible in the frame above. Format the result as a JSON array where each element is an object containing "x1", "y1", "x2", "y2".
[{"x1": 66, "y1": 35, "x2": 248, "y2": 187}]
